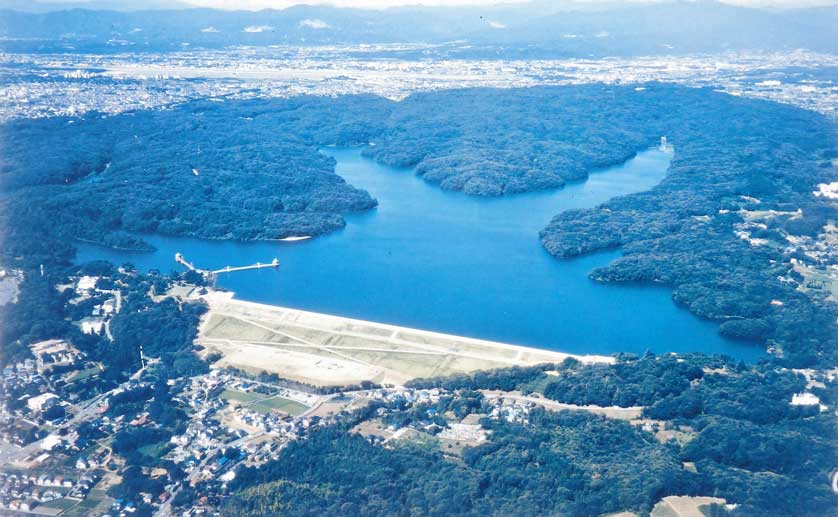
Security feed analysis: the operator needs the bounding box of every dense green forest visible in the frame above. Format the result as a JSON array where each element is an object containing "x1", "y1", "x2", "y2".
[
  {"x1": 364, "y1": 86, "x2": 650, "y2": 195},
  {"x1": 0, "y1": 95, "x2": 391, "y2": 256},
  {"x1": 224, "y1": 410, "x2": 686, "y2": 517},
  {"x1": 3, "y1": 84, "x2": 834, "y2": 367},
  {"x1": 224, "y1": 354, "x2": 836, "y2": 516}
]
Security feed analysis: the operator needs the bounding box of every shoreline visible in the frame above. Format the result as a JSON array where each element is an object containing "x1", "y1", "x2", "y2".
[{"x1": 200, "y1": 290, "x2": 615, "y2": 356}]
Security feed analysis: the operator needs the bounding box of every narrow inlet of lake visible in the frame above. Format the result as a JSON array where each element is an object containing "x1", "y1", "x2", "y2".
[{"x1": 76, "y1": 147, "x2": 764, "y2": 361}]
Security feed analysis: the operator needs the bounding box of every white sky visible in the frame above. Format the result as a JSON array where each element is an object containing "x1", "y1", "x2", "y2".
[{"x1": 179, "y1": 0, "x2": 838, "y2": 9}]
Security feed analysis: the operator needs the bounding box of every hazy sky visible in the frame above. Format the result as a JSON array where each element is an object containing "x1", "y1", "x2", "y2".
[{"x1": 180, "y1": 0, "x2": 838, "y2": 8}]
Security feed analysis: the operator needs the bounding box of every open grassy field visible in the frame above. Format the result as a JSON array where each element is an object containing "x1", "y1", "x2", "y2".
[
  {"x1": 793, "y1": 260, "x2": 838, "y2": 303},
  {"x1": 250, "y1": 396, "x2": 309, "y2": 416},
  {"x1": 221, "y1": 388, "x2": 309, "y2": 416},
  {"x1": 41, "y1": 498, "x2": 76, "y2": 510},
  {"x1": 197, "y1": 291, "x2": 613, "y2": 387},
  {"x1": 220, "y1": 389, "x2": 264, "y2": 404}
]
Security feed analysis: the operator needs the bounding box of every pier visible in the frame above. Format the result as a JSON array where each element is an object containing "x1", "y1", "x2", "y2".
[
  {"x1": 175, "y1": 253, "x2": 198, "y2": 272},
  {"x1": 211, "y1": 258, "x2": 279, "y2": 275},
  {"x1": 174, "y1": 253, "x2": 279, "y2": 281}
]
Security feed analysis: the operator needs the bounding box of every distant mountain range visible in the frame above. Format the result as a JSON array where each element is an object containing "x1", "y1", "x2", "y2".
[{"x1": 1, "y1": 0, "x2": 836, "y2": 56}]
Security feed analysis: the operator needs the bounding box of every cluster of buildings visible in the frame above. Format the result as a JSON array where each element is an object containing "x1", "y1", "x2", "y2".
[
  {"x1": 366, "y1": 386, "x2": 443, "y2": 406},
  {"x1": 0, "y1": 286, "x2": 111, "y2": 451},
  {"x1": 1, "y1": 354, "x2": 521, "y2": 516},
  {"x1": 74, "y1": 449, "x2": 109, "y2": 471},
  {"x1": 438, "y1": 418, "x2": 489, "y2": 444},
  {"x1": 2, "y1": 358, "x2": 44, "y2": 396},
  {"x1": 0, "y1": 470, "x2": 97, "y2": 513},
  {"x1": 166, "y1": 371, "x2": 322, "y2": 484},
  {"x1": 0, "y1": 359, "x2": 55, "y2": 445},
  {"x1": 109, "y1": 498, "x2": 141, "y2": 516},
  {"x1": 361, "y1": 387, "x2": 537, "y2": 444},
  {"x1": 62, "y1": 275, "x2": 120, "y2": 338},
  {"x1": 226, "y1": 405, "x2": 301, "y2": 439},
  {"x1": 66, "y1": 472, "x2": 99, "y2": 501},
  {"x1": 1, "y1": 341, "x2": 103, "y2": 447},
  {"x1": 166, "y1": 410, "x2": 227, "y2": 471},
  {"x1": 0, "y1": 341, "x2": 103, "y2": 446},
  {"x1": 487, "y1": 396, "x2": 534, "y2": 425},
  {"x1": 0, "y1": 378, "x2": 148, "y2": 512},
  {"x1": 31, "y1": 340, "x2": 87, "y2": 375},
  {"x1": 0, "y1": 416, "x2": 38, "y2": 447}
]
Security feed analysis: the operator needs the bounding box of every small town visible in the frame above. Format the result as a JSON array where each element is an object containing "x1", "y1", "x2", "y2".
[
  {"x1": 0, "y1": 338, "x2": 533, "y2": 516},
  {"x1": 0, "y1": 269, "x2": 532, "y2": 515}
]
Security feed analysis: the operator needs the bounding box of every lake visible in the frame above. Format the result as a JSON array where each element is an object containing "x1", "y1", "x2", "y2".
[{"x1": 76, "y1": 147, "x2": 764, "y2": 361}]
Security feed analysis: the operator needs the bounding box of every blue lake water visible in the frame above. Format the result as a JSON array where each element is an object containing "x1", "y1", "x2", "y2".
[{"x1": 76, "y1": 147, "x2": 763, "y2": 361}]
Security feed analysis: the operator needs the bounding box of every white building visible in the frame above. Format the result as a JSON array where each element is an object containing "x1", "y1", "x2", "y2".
[
  {"x1": 791, "y1": 392, "x2": 820, "y2": 406},
  {"x1": 78, "y1": 317, "x2": 104, "y2": 335},
  {"x1": 27, "y1": 393, "x2": 59, "y2": 412},
  {"x1": 76, "y1": 276, "x2": 98, "y2": 292},
  {"x1": 40, "y1": 435, "x2": 62, "y2": 451}
]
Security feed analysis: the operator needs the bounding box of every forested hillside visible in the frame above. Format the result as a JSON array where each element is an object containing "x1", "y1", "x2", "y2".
[
  {"x1": 225, "y1": 411, "x2": 685, "y2": 516},
  {"x1": 364, "y1": 87, "x2": 650, "y2": 196},
  {"x1": 530, "y1": 86, "x2": 838, "y2": 367},
  {"x1": 0, "y1": 95, "x2": 391, "y2": 259}
]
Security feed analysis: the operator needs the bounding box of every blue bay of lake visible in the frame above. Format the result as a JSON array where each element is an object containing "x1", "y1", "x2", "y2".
[{"x1": 76, "y1": 147, "x2": 764, "y2": 361}]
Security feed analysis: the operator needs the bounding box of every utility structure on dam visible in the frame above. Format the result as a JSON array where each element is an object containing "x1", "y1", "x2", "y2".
[{"x1": 175, "y1": 253, "x2": 279, "y2": 284}]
